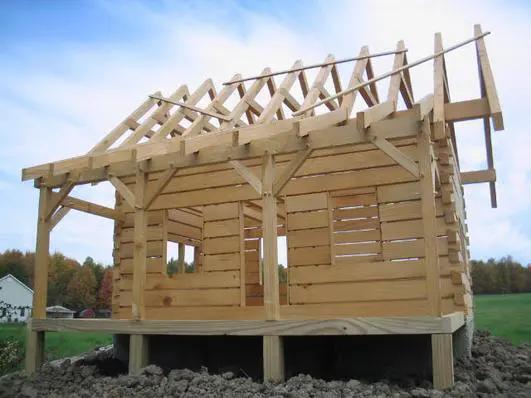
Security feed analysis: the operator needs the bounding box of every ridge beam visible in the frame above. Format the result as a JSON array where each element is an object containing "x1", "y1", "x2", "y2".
[
  {"x1": 370, "y1": 135, "x2": 420, "y2": 178},
  {"x1": 229, "y1": 160, "x2": 263, "y2": 194},
  {"x1": 109, "y1": 175, "x2": 136, "y2": 209}
]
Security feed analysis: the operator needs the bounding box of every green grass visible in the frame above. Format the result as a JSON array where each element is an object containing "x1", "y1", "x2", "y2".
[
  {"x1": 0, "y1": 323, "x2": 112, "y2": 366},
  {"x1": 474, "y1": 292, "x2": 531, "y2": 345}
]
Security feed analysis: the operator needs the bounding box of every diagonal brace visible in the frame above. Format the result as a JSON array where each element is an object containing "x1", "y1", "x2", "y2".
[
  {"x1": 273, "y1": 147, "x2": 312, "y2": 196},
  {"x1": 50, "y1": 206, "x2": 70, "y2": 231},
  {"x1": 44, "y1": 174, "x2": 79, "y2": 221},
  {"x1": 370, "y1": 136, "x2": 420, "y2": 178},
  {"x1": 109, "y1": 175, "x2": 136, "y2": 209},
  {"x1": 229, "y1": 161, "x2": 263, "y2": 194},
  {"x1": 144, "y1": 165, "x2": 179, "y2": 210}
]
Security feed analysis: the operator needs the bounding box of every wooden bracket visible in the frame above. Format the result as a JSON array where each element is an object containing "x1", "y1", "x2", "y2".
[
  {"x1": 50, "y1": 206, "x2": 70, "y2": 231},
  {"x1": 109, "y1": 175, "x2": 135, "y2": 209},
  {"x1": 272, "y1": 147, "x2": 312, "y2": 196},
  {"x1": 229, "y1": 160, "x2": 263, "y2": 194},
  {"x1": 44, "y1": 175, "x2": 79, "y2": 221},
  {"x1": 144, "y1": 165, "x2": 179, "y2": 210},
  {"x1": 370, "y1": 135, "x2": 420, "y2": 178}
]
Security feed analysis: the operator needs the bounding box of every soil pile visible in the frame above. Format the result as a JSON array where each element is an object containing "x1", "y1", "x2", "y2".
[{"x1": 1, "y1": 330, "x2": 529, "y2": 397}]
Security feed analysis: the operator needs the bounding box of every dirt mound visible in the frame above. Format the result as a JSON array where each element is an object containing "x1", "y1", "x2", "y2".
[{"x1": 1, "y1": 330, "x2": 529, "y2": 397}]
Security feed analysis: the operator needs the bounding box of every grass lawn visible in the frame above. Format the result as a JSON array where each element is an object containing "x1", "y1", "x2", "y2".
[
  {"x1": 474, "y1": 292, "x2": 531, "y2": 345},
  {"x1": 0, "y1": 323, "x2": 112, "y2": 367}
]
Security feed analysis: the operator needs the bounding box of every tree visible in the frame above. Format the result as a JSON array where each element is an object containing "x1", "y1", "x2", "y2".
[
  {"x1": 0, "y1": 250, "x2": 30, "y2": 287},
  {"x1": 48, "y1": 252, "x2": 79, "y2": 306},
  {"x1": 98, "y1": 270, "x2": 113, "y2": 309},
  {"x1": 66, "y1": 263, "x2": 97, "y2": 311}
]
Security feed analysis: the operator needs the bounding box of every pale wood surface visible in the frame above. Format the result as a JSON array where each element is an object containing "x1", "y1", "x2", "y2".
[
  {"x1": 31, "y1": 313, "x2": 464, "y2": 335},
  {"x1": 432, "y1": 333, "x2": 455, "y2": 389}
]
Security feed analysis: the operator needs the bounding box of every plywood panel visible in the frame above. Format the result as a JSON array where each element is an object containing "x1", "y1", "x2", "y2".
[
  {"x1": 290, "y1": 279, "x2": 427, "y2": 304},
  {"x1": 289, "y1": 259, "x2": 425, "y2": 284},
  {"x1": 288, "y1": 246, "x2": 331, "y2": 266},
  {"x1": 203, "y1": 236, "x2": 240, "y2": 255},
  {"x1": 285, "y1": 192, "x2": 328, "y2": 213}
]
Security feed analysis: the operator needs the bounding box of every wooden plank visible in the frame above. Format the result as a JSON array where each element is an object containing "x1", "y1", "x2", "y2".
[
  {"x1": 419, "y1": 118, "x2": 441, "y2": 315},
  {"x1": 32, "y1": 186, "x2": 52, "y2": 319},
  {"x1": 120, "y1": 288, "x2": 241, "y2": 307},
  {"x1": 129, "y1": 334, "x2": 148, "y2": 375},
  {"x1": 50, "y1": 206, "x2": 70, "y2": 231},
  {"x1": 433, "y1": 32, "x2": 446, "y2": 140},
  {"x1": 167, "y1": 220, "x2": 202, "y2": 240},
  {"x1": 288, "y1": 227, "x2": 330, "y2": 248},
  {"x1": 287, "y1": 210, "x2": 329, "y2": 231},
  {"x1": 25, "y1": 326, "x2": 44, "y2": 375},
  {"x1": 334, "y1": 229, "x2": 380, "y2": 244},
  {"x1": 203, "y1": 236, "x2": 240, "y2": 255},
  {"x1": 383, "y1": 237, "x2": 448, "y2": 260},
  {"x1": 229, "y1": 160, "x2": 263, "y2": 194},
  {"x1": 460, "y1": 169, "x2": 496, "y2": 184},
  {"x1": 203, "y1": 218, "x2": 240, "y2": 238},
  {"x1": 285, "y1": 192, "x2": 328, "y2": 213},
  {"x1": 168, "y1": 208, "x2": 203, "y2": 228},
  {"x1": 263, "y1": 336, "x2": 284, "y2": 382},
  {"x1": 377, "y1": 181, "x2": 421, "y2": 203},
  {"x1": 444, "y1": 98, "x2": 489, "y2": 122},
  {"x1": 357, "y1": 101, "x2": 395, "y2": 129},
  {"x1": 59, "y1": 194, "x2": 126, "y2": 222},
  {"x1": 262, "y1": 152, "x2": 280, "y2": 320},
  {"x1": 132, "y1": 170, "x2": 147, "y2": 320},
  {"x1": 290, "y1": 279, "x2": 427, "y2": 304},
  {"x1": 331, "y1": 192, "x2": 377, "y2": 208},
  {"x1": 432, "y1": 334, "x2": 454, "y2": 389},
  {"x1": 289, "y1": 259, "x2": 425, "y2": 284},
  {"x1": 120, "y1": 257, "x2": 165, "y2": 274},
  {"x1": 288, "y1": 245, "x2": 331, "y2": 266},
  {"x1": 109, "y1": 176, "x2": 136, "y2": 209},
  {"x1": 333, "y1": 218, "x2": 379, "y2": 232},
  {"x1": 120, "y1": 271, "x2": 240, "y2": 290},
  {"x1": 335, "y1": 242, "x2": 380, "y2": 256},
  {"x1": 144, "y1": 166, "x2": 179, "y2": 210},
  {"x1": 203, "y1": 252, "x2": 241, "y2": 271},
  {"x1": 334, "y1": 206, "x2": 378, "y2": 220},
  {"x1": 273, "y1": 148, "x2": 312, "y2": 195},
  {"x1": 474, "y1": 24, "x2": 503, "y2": 131},
  {"x1": 379, "y1": 199, "x2": 443, "y2": 222},
  {"x1": 381, "y1": 217, "x2": 446, "y2": 240},
  {"x1": 120, "y1": 240, "x2": 164, "y2": 259},
  {"x1": 120, "y1": 225, "x2": 164, "y2": 243},
  {"x1": 203, "y1": 202, "x2": 239, "y2": 221},
  {"x1": 32, "y1": 313, "x2": 464, "y2": 334},
  {"x1": 371, "y1": 137, "x2": 420, "y2": 178}
]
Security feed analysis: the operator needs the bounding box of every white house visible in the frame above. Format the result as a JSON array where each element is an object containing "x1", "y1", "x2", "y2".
[{"x1": 0, "y1": 274, "x2": 33, "y2": 323}]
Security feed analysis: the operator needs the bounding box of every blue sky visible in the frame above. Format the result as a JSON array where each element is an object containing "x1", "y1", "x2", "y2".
[{"x1": 1, "y1": 0, "x2": 530, "y2": 266}]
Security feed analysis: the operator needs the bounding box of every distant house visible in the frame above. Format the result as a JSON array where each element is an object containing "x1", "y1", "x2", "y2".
[
  {"x1": 46, "y1": 305, "x2": 75, "y2": 319},
  {"x1": 0, "y1": 274, "x2": 33, "y2": 323}
]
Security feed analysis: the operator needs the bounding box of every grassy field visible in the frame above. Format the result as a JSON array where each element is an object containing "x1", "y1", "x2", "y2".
[
  {"x1": 0, "y1": 323, "x2": 112, "y2": 367},
  {"x1": 475, "y1": 292, "x2": 531, "y2": 345}
]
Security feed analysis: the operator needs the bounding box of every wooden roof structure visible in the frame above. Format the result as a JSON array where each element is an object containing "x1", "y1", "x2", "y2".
[{"x1": 22, "y1": 25, "x2": 502, "y2": 213}]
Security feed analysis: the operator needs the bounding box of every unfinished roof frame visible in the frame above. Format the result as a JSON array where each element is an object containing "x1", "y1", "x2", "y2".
[{"x1": 23, "y1": 25, "x2": 503, "y2": 389}]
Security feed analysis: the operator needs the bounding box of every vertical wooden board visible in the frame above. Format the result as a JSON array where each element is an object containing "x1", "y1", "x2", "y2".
[
  {"x1": 285, "y1": 192, "x2": 328, "y2": 213},
  {"x1": 129, "y1": 335, "x2": 148, "y2": 375},
  {"x1": 203, "y1": 202, "x2": 239, "y2": 221},
  {"x1": 25, "y1": 329, "x2": 45, "y2": 374},
  {"x1": 432, "y1": 334, "x2": 454, "y2": 390},
  {"x1": 239, "y1": 202, "x2": 246, "y2": 306},
  {"x1": 263, "y1": 336, "x2": 285, "y2": 382},
  {"x1": 33, "y1": 186, "x2": 52, "y2": 319}
]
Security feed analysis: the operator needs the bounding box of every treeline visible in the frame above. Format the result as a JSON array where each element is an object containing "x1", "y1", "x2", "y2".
[
  {"x1": 471, "y1": 256, "x2": 531, "y2": 294},
  {"x1": 0, "y1": 249, "x2": 113, "y2": 312}
]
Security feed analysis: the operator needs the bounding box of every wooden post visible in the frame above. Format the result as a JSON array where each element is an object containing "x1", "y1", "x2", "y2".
[
  {"x1": 130, "y1": 169, "x2": 148, "y2": 373},
  {"x1": 178, "y1": 242, "x2": 185, "y2": 273},
  {"x1": 25, "y1": 184, "x2": 51, "y2": 374},
  {"x1": 432, "y1": 334, "x2": 454, "y2": 389},
  {"x1": 261, "y1": 151, "x2": 284, "y2": 382},
  {"x1": 129, "y1": 334, "x2": 148, "y2": 374},
  {"x1": 419, "y1": 119, "x2": 442, "y2": 315}
]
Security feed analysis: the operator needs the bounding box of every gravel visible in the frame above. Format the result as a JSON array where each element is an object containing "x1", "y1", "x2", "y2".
[{"x1": 1, "y1": 330, "x2": 530, "y2": 397}]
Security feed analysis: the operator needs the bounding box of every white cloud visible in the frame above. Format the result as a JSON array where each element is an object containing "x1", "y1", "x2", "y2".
[{"x1": 1, "y1": 0, "x2": 530, "y2": 265}]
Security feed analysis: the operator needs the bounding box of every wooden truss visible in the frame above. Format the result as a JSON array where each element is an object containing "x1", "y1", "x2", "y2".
[{"x1": 24, "y1": 26, "x2": 504, "y2": 388}]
